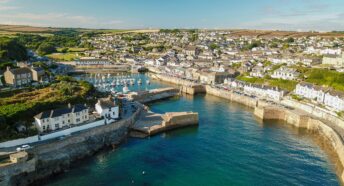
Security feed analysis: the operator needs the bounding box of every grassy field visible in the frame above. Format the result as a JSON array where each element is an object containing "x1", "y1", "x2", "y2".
[
  {"x1": 46, "y1": 52, "x2": 79, "y2": 61},
  {"x1": 236, "y1": 75, "x2": 298, "y2": 92}
]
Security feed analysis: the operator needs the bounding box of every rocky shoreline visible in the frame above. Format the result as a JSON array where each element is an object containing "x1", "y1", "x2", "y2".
[
  {"x1": 152, "y1": 73, "x2": 344, "y2": 183},
  {"x1": 0, "y1": 103, "x2": 143, "y2": 186}
]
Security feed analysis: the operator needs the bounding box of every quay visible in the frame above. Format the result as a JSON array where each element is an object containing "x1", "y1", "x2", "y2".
[
  {"x1": 130, "y1": 111, "x2": 199, "y2": 138},
  {"x1": 127, "y1": 87, "x2": 179, "y2": 103},
  {"x1": 150, "y1": 71, "x2": 344, "y2": 183}
]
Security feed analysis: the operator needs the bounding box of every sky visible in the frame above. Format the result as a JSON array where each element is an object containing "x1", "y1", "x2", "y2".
[{"x1": 0, "y1": 0, "x2": 344, "y2": 31}]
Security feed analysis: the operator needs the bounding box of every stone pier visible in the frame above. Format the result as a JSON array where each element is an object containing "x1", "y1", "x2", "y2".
[
  {"x1": 130, "y1": 111, "x2": 199, "y2": 137},
  {"x1": 127, "y1": 87, "x2": 179, "y2": 103}
]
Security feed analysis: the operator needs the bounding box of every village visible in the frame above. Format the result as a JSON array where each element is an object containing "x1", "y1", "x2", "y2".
[{"x1": 1, "y1": 30, "x2": 344, "y2": 136}]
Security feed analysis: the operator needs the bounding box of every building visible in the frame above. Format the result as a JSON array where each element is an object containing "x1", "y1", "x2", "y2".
[
  {"x1": 4, "y1": 66, "x2": 33, "y2": 87},
  {"x1": 34, "y1": 104, "x2": 89, "y2": 132},
  {"x1": 199, "y1": 71, "x2": 232, "y2": 85},
  {"x1": 294, "y1": 82, "x2": 327, "y2": 103},
  {"x1": 183, "y1": 45, "x2": 200, "y2": 56},
  {"x1": 322, "y1": 54, "x2": 344, "y2": 67},
  {"x1": 271, "y1": 67, "x2": 299, "y2": 80},
  {"x1": 95, "y1": 97, "x2": 119, "y2": 124},
  {"x1": 295, "y1": 82, "x2": 344, "y2": 111},
  {"x1": 244, "y1": 84, "x2": 286, "y2": 101},
  {"x1": 250, "y1": 66, "x2": 265, "y2": 78},
  {"x1": 75, "y1": 59, "x2": 112, "y2": 66},
  {"x1": 324, "y1": 90, "x2": 344, "y2": 111},
  {"x1": 31, "y1": 66, "x2": 45, "y2": 82}
]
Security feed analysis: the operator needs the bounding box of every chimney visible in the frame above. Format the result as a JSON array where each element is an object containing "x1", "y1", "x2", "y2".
[{"x1": 6, "y1": 66, "x2": 10, "y2": 71}]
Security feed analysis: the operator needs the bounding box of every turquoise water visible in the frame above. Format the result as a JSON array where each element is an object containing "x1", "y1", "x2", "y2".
[{"x1": 47, "y1": 75, "x2": 340, "y2": 186}]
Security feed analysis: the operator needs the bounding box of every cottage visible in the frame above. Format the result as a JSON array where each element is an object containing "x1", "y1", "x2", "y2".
[
  {"x1": 34, "y1": 104, "x2": 89, "y2": 132},
  {"x1": 324, "y1": 90, "x2": 344, "y2": 111},
  {"x1": 244, "y1": 83, "x2": 286, "y2": 101},
  {"x1": 250, "y1": 66, "x2": 265, "y2": 78},
  {"x1": 271, "y1": 67, "x2": 299, "y2": 80},
  {"x1": 322, "y1": 54, "x2": 344, "y2": 67},
  {"x1": 295, "y1": 82, "x2": 327, "y2": 103},
  {"x1": 4, "y1": 66, "x2": 33, "y2": 87},
  {"x1": 95, "y1": 97, "x2": 119, "y2": 124}
]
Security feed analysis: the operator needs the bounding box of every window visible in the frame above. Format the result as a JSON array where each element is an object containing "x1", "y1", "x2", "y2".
[
  {"x1": 55, "y1": 124, "x2": 59, "y2": 129},
  {"x1": 43, "y1": 126, "x2": 46, "y2": 130},
  {"x1": 76, "y1": 118, "x2": 80, "y2": 122}
]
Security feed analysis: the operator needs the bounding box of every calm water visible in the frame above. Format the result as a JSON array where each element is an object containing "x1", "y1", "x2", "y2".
[{"x1": 47, "y1": 74, "x2": 340, "y2": 186}]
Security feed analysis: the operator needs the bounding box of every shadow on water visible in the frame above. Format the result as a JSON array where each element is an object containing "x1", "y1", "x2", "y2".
[{"x1": 257, "y1": 119, "x2": 344, "y2": 184}]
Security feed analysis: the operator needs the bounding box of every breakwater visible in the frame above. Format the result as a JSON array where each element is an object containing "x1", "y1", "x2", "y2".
[
  {"x1": 0, "y1": 103, "x2": 143, "y2": 186},
  {"x1": 131, "y1": 111, "x2": 199, "y2": 137},
  {"x1": 152, "y1": 73, "x2": 344, "y2": 183},
  {"x1": 127, "y1": 87, "x2": 180, "y2": 103}
]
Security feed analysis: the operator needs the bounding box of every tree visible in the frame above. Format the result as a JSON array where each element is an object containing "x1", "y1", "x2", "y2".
[
  {"x1": 286, "y1": 37, "x2": 295, "y2": 43},
  {"x1": 209, "y1": 43, "x2": 219, "y2": 50},
  {"x1": 37, "y1": 42, "x2": 56, "y2": 55},
  {"x1": 0, "y1": 37, "x2": 28, "y2": 62}
]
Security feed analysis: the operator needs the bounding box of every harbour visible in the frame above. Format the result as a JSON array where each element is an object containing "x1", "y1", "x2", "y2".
[{"x1": 44, "y1": 73, "x2": 341, "y2": 186}]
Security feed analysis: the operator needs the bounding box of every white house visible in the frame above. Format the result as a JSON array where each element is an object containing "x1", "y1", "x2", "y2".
[
  {"x1": 95, "y1": 97, "x2": 119, "y2": 124},
  {"x1": 324, "y1": 90, "x2": 344, "y2": 111},
  {"x1": 271, "y1": 67, "x2": 299, "y2": 80},
  {"x1": 295, "y1": 82, "x2": 344, "y2": 111},
  {"x1": 244, "y1": 84, "x2": 286, "y2": 101},
  {"x1": 34, "y1": 104, "x2": 89, "y2": 133},
  {"x1": 294, "y1": 82, "x2": 326, "y2": 103}
]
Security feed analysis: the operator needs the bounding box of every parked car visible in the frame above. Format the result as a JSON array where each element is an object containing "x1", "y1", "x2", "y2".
[{"x1": 16, "y1": 144, "x2": 31, "y2": 152}]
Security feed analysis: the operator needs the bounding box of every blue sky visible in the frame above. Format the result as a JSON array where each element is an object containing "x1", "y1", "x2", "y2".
[{"x1": 0, "y1": 0, "x2": 344, "y2": 31}]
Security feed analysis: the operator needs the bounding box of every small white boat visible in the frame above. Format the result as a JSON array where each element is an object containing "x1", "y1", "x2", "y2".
[
  {"x1": 146, "y1": 80, "x2": 150, "y2": 85},
  {"x1": 123, "y1": 86, "x2": 129, "y2": 93}
]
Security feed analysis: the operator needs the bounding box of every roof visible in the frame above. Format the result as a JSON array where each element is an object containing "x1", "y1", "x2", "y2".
[
  {"x1": 34, "y1": 104, "x2": 88, "y2": 119},
  {"x1": 32, "y1": 67, "x2": 45, "y2": 74},
  {"x1": 9, "y1": 67, "x2": 31, "y2": 75},
  {"x1": 97, "y1": 97, "x2": 115, "y2": 109}
]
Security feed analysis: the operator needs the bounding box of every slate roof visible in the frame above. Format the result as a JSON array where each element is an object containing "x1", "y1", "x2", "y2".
[
  {"x1": 34, "y1": 104, "x2": 88, "y2": 119},
  {"x1": 98, "y1": 98, "x2": 115, "y2": 109},
  {"x1": 9, "y1": 67, "x2": 31, "y2": 75}
]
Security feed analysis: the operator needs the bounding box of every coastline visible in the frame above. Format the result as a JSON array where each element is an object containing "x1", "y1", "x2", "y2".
[
  {"x1": 0, "y1": 102, "x2": 144, "y2": 186},
  {"x1": 151, "y1": 72, "x2": 344, "y2": 183}
]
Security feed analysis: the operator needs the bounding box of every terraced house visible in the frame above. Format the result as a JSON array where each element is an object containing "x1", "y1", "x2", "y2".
[
  {"x1": 295, "y1": 83, "x2": 344, "y2": 111},
  {"x1": 34, "y1": 104, "x2": 89, "y2": 132}
]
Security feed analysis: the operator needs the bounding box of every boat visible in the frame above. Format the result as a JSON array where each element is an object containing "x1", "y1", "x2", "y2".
[
  {"x1": 123, "y1": 86, "x2": 130, "y2": 94},
  {"x1": 138, "y1": 79, "x2": 142, "y2": 84},
  {"x1": 146, "y1": 80, "x2": 150, "y2": 85}
]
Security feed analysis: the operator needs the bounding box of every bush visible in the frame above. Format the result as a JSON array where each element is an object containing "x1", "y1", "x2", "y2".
[{"x1": 37, "y1": 42, "x2": 56, "y2": 55}]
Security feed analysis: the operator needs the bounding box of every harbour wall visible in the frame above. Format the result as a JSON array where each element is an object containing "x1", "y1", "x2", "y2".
[
  {"x1": 0, "y1": 103, "x2": 143, "y2": 186},
  {"x1": 128, "y1": 87, "x2": 180, "y2": 103},
  {"x1": 152, "y1": 73, "x2": 344, "y2": 183}
]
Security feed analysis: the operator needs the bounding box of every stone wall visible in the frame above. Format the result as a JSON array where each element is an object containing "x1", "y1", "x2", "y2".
[
  {"x1": 0, "y1": 103, "x2": 143, "y2": 186},
  {"x1": 129, "y1": 88, "x2": 179, "y2": 103},
  {"x1": 162, "y1": 112, "x2": 199, "y2": 127},
  {"x1": 254, "y1": 106, "x2": 344, "y2": 183},
  {"x1": 153, "y1": 73, "x2": 344, "y2": 183},
  {"x1": 205, "y1": 85, "x2": 258, "y2": 108}
]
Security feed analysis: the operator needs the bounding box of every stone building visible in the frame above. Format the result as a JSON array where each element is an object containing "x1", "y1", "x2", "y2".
[{"x1": 4, "y1": 66, "x2": 33, "y2": 87}]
